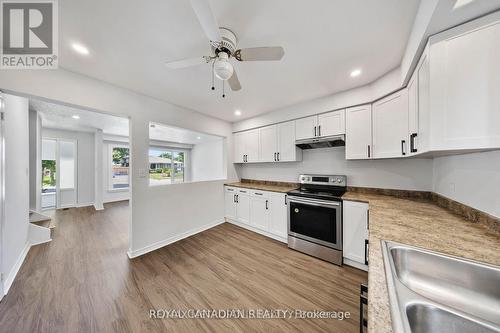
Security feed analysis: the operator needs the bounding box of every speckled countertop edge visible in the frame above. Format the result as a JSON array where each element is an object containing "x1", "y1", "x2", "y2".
[{"x1": 342, "y1": 192, "x2": 500, "y2": 333}]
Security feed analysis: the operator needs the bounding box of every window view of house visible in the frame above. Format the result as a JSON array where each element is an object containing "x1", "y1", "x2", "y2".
[
  {"x1": 110, "y1": 146, "x2": 130, "y2": 189},
  {"x1": 148, "y1": 122, "x2": 225, "y2": 186},
  {"x1": 149, "y1": 148, "x2": 185, "y2": 185}
]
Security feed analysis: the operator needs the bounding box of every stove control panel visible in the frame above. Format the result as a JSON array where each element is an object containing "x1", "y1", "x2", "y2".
[{"x1": 299, "y1": 174, "x2": 346, "y2": 187}]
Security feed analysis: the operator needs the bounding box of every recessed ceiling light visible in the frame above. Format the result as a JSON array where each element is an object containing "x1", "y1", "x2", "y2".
[
  {"x1": 350, "y1": 69, "x2": 362, "y2": 78},
  {"x1": 71, "y1": 43, "x2": 89, "y2": 55},
  {"x1": 72, "y1": 115, "x2": 80, "y2": 120},
  {"x1": 197, "y1": 136, "x2": 201, "y2": 140},
  {"x1": 234, "y1": 110, "x2": 242, "y2": 116}
]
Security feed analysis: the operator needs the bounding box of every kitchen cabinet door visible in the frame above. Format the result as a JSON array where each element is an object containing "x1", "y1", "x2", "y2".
[
  {"x1": 244, "y1": 129, "x2": 260, "y2": 163},
  {"x1": 233, "y1": 132, "x2": 245, "y2": 163},
  {"x1": 430, "y1": 20, "x2": 500, "y2": 150},
  {"x1": 295, "y1": 116, "x2": 317, "y2": 140},
  {"x1": 345, "y1": 105, "x2": 372, "y2": 160},
  {"x1": 408, "y1": 70, "x2": 419, "y2": 155},
  {"x1": 343, "y1": 200, "x2": 369, "y2": 270},
  {"x1": 268, "y1": 192, "x2": 287, "y2": 240},
  {"x1": 259, "y1": 125, "x2": 278, "y2": 162},
  {"x1": 277, "y1": 121, "x2": 301, "y2": 162},
  {"x1": 236, "y1": 190, "x2": 250, "y2": 224},
  {"x1": 224, "y1": 189, "x2": 237, "y2": 220},
  {"x1": 318, "y1": 109, "x2": 345, "y2": 137},
  {"x1": 250, "y1": 193, "x2": 270, "y2": 231},
  {"x1": 372, "y1": 89, "x2": 409, "y2": 158}
]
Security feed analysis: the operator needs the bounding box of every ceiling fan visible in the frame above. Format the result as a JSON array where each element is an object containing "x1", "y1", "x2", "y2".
[{"x1": 165, "y1": 0, "x2": 285, "y2": 97}]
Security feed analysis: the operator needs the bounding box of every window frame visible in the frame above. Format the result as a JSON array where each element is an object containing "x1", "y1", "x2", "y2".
[
  {"x1": 108, "y1": 143, "x2": 130, "y2": 192},
  {"x1": 148, "y1": 146, "x2": 189, "y2": 186}
]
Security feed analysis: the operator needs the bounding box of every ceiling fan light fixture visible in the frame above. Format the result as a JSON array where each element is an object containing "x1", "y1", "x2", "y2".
[{"x1": 214, "y1": 52, "x2": 234, "y2": 81}]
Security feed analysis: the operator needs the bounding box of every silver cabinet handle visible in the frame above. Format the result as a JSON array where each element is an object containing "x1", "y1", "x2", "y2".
[
  {"x1": 265, "y1": 199, "x2": 268, "y2": 210},
  {"x1": 274, "y1": 152, "x2": 277, "y2": 161},
  {"x1": 277, "y1": 152, "x2": 280, "y2": 161},
  {"x1": 314, "y1": 126, "x2": 317, "y2": 137},
  {"x1": 318, "y1": 125, "x2": 321, "y2": 137}
]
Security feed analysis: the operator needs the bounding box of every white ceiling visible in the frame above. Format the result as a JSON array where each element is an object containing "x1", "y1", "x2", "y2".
[
  {"x1": 150, "y1": 122, "x2": 223, "y2": 145},
  {"x1": 31, "y1": 99, "x2": 129, "y2": 136},
  {"x1": 58, "y1": 0, "x2": 420, "y2": 122}
]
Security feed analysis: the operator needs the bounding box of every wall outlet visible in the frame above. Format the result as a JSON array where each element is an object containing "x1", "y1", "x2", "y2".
[{"x1": 449, "y1": 182, "x2": 456, "y2": 194}]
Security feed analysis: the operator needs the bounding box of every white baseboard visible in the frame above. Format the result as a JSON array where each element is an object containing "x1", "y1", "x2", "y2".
[
  {"x1": 3, "y1": 242, "x2": 31, "y2": 295},
  {"x1": 226, "y1": 218, "x2": 287, "y2": 244},
  {"x1": 343, "y1": 258, "x2": 368, "y2": 271},
  {"x1": 28, "y1": 223, "x2": 52, "y2": 246},
  {"x1": 76, "y1": 202, "x2": 94, "y2": 208},
  {"x1": 127, "y1": 219, "x2": 225, "y2": 259}
]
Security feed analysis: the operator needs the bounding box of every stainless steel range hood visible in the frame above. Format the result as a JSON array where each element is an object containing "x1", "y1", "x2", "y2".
[{"x1": 295, "y1": 135, "x2": 345, "y2": 149}]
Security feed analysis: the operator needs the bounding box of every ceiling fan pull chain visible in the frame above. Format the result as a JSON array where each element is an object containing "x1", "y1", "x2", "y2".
[
  {"x1": 222, "y1": 80, "x2": 226, "y2": 98},
  {"x1": 211, "y1": 60, "x2": 215, "y2": 91}
]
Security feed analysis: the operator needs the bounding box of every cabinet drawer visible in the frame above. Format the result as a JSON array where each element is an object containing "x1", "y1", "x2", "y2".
[
  {"x1": 251, "y1": 190, "x2": 269, "y2": 198},
  {"x1": 225, "y1": 186, "x2": 237, "y2": 193}
]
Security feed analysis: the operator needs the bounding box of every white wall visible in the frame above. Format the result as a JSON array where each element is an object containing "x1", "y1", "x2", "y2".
[
  {"x1": 42, "y1": 128, "x2": 96, "y2": 206},
  {"x1": 191, "y1": 139, "x2": 225, "y2": 182},
  {"x1": 238, "y1": 147, "x2": 433, "y2": 191},
  {"x1": 3, "y1": 94, "x2": 30, "y2": 292},
  {"x1": 433, "y1": 150, "x2": 500, "y2": 218},
  {"x1": 103, "y1": 140, "x2": 130, "y2": 203},
  {"x1": 0, "y1": 69, "x2": 237, "y2": 257}
]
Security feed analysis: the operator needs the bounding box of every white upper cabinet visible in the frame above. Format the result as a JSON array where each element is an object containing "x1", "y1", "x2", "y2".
[
  {"x1": 295, "y1": 110, "x2": 346, "y2": 140},
  {"x1": 277, "y1": 121, "x2": 301, "y2": 162},
  {"x1": 346, "y1": 105, "x2": 372, "y2": 160},
  {"x1": 259, "y1": 125, "x2": 278, "y2": 162},
  {"x1": 429, "y1": 16, "x2": 500, "y2": 150},
  {"x1": 318, "y1": 110, "x2": 346, "y2": 137},
  {"x1": 372, "y1": 89, "x2": 409, "y2": 158},
  {"x1": 295, "y1": 115, "x2": 317, "y2": 140},
  {"x1": 234, "y1": 121, "x2": 301, "y2": 163},
  {"x1": 233, "y1": 132, "x2": 245, "y2": 163},
  {"x1": 234, "y1": 129, "x2": 260, "y2": 163},
  {"x1": 407, "y1": 44, "x2": 430, "y2": 156}
]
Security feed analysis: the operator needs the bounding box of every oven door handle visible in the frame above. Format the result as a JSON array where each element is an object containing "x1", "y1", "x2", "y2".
[{"x1": 288, "y1": 196, "x2": 341, "y2": 208}]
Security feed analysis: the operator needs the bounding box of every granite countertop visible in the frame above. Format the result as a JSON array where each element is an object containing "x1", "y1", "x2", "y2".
[
  {"x1": 224, "y1": 181, "x2": 298, "y2": 193},
  {"x1": 342, "y1": 192, "x2": 500, "y2": 333}
]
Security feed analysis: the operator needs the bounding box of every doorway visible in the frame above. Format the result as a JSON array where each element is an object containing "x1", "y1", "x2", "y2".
[{"x1": 41, "y1": 138, "x2": 77, "y2": 210}]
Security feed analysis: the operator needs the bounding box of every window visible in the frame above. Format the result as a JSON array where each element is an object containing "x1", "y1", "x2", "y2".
[
  {"x1": 149, "y1": 147, "x2": 185, "y2": 185},
  {"x1": 110, "y1": 146, "x2": 129, "y2": 190}
]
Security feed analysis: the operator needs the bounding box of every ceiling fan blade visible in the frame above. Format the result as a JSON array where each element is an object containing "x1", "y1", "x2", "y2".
[
  {"x1": 234, "y1": 46, "x2": 284, "y2": 61},
  {"x1": 228, "y1": 70, "x2": 242, "y2": 91},
  {"x1": 165, "y1": 56, "x2": 208, "y2": 69},
  {"x1": 189, "y1": 0, "x2": 221, "y2": 43}
]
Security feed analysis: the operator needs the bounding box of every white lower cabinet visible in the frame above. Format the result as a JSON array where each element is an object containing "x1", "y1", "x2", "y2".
[
  {"x1": 225, "y1": 186, "x2": 288, "y2": 242},
  {"x1": 224, "y1": 188, "x2": 237, "y2": 220},
  {"x1": 343, "y1": 200, "x2": 369, "y2": 271},
  {"x1": 249, "y1": 191, "x2": 270, "y2": 231},
  {"x1": 268, "y1": 192, "x2": 288, "y2": 239}
]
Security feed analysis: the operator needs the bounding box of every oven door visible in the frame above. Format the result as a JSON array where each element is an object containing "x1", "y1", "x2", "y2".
[{"x1": 287, "y1": 196, "x2": 342, "y2": 250}]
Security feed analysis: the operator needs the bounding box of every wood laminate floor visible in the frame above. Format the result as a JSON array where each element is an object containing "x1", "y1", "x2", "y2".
[{"x1": 0, "y1": 201, "x2": 367, "y2": 332}]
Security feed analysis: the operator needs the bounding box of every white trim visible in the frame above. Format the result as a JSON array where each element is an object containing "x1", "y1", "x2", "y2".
[
  {"x1": 3, "y1": 242, "x2": 30, "y2": 295},
  {"x1": 76, "y1": 202, "x2": 94, "y2": 208},
  {"x1": 226, "y1": 218, "x2": 287, "y2": 244},
  {"x1": 127, "y1": 219, "x2": 225, "y2": 258},
  {"x1": 103, "y1": 197, "x2": 129, "y2": 204},
  {"x1": 343, "y1": 258, "x2": 368, "y2": 272},
  {"x1": 94, "y1": 203, "x2": 104, "y2": 211}
]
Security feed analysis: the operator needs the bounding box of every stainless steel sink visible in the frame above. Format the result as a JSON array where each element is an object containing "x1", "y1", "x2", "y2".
[{"x1": 382, "y1": 240, "x2": 500, "y2": 333}]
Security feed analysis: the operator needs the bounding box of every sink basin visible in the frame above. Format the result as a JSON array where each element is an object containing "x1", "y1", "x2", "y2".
[
  {"x1": 382, "y1": 241, "x2": 500, "y2": 333},
  {"x1": 407, "y1": 303, "x2": 499, "y2": 333}
]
